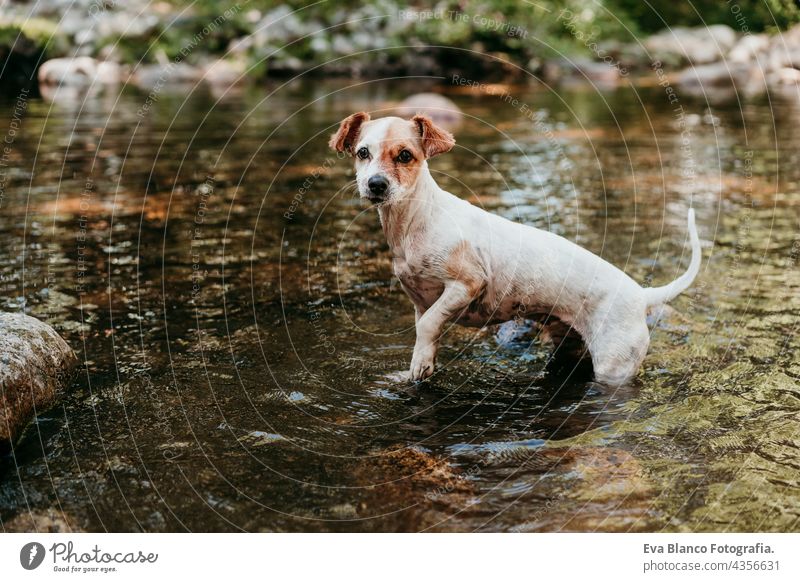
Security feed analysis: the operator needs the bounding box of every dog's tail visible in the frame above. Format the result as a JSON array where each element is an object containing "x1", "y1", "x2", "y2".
[{"x1": 642, "y1": 208, "x2": 702, "y2": 307}]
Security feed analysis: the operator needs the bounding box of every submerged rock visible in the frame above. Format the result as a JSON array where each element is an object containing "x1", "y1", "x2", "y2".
[
  {"x1": 353, "y1": 445, "x2": 474, "y2": 530},
  {"x1": 0, "y1": 312, "x2": 77, "y2": 448},
  {"x1": 3, "y1": 508, "x2": 83, "y2": 533},
  {"x1": 510, "y1": 446, "x2": 654, "y2": 532}
]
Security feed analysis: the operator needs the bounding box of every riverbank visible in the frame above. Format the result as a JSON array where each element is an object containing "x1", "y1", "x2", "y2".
[
  {"x1": 2, "y1": 1, "x2": 800, "y2": 98},
  {"x1": 1, "y1": 78, "x2": 798, "y2": 532}
]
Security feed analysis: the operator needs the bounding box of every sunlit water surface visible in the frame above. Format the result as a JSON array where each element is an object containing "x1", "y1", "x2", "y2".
[{"x1": 1, "y1": 78, "x2": 798, "y2": 532}]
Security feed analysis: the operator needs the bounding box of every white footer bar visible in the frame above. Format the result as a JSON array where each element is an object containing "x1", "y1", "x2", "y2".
[{"x1": 1, "y1": 533, "x2": 797, "y2": 581}]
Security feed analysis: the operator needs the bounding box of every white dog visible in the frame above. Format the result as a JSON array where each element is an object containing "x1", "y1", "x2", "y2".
[{"x1": 330, "y1": 112, "x2": 701, "y2": 386}]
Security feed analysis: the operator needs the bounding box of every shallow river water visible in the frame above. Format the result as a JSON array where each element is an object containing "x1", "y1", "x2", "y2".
[{"x1": 1, "y1": 78, "x2": 798, "y2": 532}]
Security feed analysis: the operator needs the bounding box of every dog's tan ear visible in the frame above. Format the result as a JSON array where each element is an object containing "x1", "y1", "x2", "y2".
[
  {"x1": 412, "y1": 114, "x2": 455, "y2": 159},
  {"x1": 329, "y1": 112, "x2": 370, "y2": 154}
]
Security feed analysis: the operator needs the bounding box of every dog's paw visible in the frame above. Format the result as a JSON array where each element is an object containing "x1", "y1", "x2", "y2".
[{"x1": 409, "y1": 353, "x2": 435, "y2": 382}]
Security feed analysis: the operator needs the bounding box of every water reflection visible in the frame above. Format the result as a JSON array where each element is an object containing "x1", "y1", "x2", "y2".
[{"x1": 0, "y1": 79, "x2": 798, "y2": 532}]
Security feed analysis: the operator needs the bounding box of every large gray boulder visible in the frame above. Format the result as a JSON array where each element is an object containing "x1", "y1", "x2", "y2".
[
  {"x1": 645, "y1": 25, "x2": 738, "y2": 66},
  {"x1": 672, "y1": 24, "x2": 800, "y2": 95},
  {"x1": 38, "y1": 56, "x2": 121, "y2": 87},
  {"x1": 0, "y1": 312, "x2": 77, "y2": 448},
  {"x1": 728, "y1": 33, "x2": 770, "y2": 65},
  {"x1": 37, "y1": 57, "x2": 121, "y2": 102}
]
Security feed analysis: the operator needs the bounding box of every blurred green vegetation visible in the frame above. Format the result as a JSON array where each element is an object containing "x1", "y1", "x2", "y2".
[
  {"x1": 152, "y1": 0, "x2": 800, "y2": 72},
  {"x1": 0, "y1": 17, "x2": 68, "y2": 89},
  {"x1": 612, "y1": 0, "x2": 800, "y2": 33},
  {"x1": 3, "y1": 0, "x2": 800, "y2": 82},
  {"x1": 0, "y1": 16, "x2": 69, "y2": 60}
]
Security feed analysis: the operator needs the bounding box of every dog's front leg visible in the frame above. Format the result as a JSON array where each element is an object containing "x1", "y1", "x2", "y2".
[{"x1": 409, "y1": 281, "x2": 478, "y2": 381}]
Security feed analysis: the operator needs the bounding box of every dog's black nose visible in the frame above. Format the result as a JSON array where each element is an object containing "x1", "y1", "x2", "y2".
[{"x1": 367, "y1": 175, "x2": 389, "y2": 197}]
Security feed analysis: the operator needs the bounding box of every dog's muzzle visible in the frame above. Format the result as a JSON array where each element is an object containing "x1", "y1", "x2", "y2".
[{"x1": 366, "y1": 175, "x2": 389, "y2": 203}]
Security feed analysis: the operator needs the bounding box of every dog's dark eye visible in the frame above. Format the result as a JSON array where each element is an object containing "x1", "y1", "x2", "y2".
[
  {"x1": 397, "y1": 149, "x2": 413, "y2": 163},
  {"x1": 357, "y1": 147, "x2": 370, "y2": 160}
]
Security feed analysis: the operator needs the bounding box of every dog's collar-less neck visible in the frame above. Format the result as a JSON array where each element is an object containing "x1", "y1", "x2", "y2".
[{"x1": 377, "y1": 165, "x2": 438, "y2": 255}]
